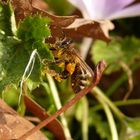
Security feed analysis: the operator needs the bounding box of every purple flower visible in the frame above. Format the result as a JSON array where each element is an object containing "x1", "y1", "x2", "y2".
[{"x1": 68, "y1": 0, "x2": 140, "y2": 20}]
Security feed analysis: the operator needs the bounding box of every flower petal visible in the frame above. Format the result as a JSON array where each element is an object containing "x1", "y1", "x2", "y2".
[
  {"x1": 68, "y1": 0, "x2": 135, "y2": 20},
  {"x1": 67, "y1": 0, "x2": 90, "y2": 17},
  {"x1": 87, "y1": 0, "x2": 135, "y2": 19},
  {"x1": 101, "y1": 0, "x2": 135, "y2": 17},
  {"x1": 108, "y1": 3, "x2": 140, "y2": 20}
]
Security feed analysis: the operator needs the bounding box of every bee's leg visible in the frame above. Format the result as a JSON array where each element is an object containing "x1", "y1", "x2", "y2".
[
  {"x1": 60, "y1": 70, "x2": 70, "y2": 79},
  {"x1": 42, "y1": 59, "x2": 65, "y2": 66},
  {"x1": 55, "y1": 59, "x2": 66, "y2": 68},
  {"x1": 54, "y1": 70, "x2": 69, "y2": 82},
  {"x1": 42, "y1": 59, "x2": 54, "y2": 65}
]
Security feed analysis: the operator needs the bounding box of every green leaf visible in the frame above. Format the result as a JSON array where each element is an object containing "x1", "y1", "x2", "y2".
[
  {"x1": 0, "y1": 13, "x2": 54, "y2": 93},
  {"x1": 0, "y1": 34, "x2": 20, "y2": 91},
  {"x1": 0, "y1": 31, "x2": 20, "y2": 77},
  {"x1": 2, "y1": 84, "x2": 19, "y2": 106},
  {"x1": 129, "y1": 136, "x2": 140, "y2": 140},
  {"x1": 32, "y1": 41, "x2": 54, "y2": 61},
  {"x1": 127, "y1": 118, "x2": 140, "y2": 140},
  {"x1": 91, "y1": 37, "x2": 140, "y2": 74},
  {"x1": 0, "y1": 34, "x2": 41, "y2": 93},
  {"x1": 119, "y1": 117, "x2": 140, "y2": 140},
  {"x1": 0, "y1": 7, "x2": 54, "y2": 94},
  {"x1": 0, "y1": 2, "x2": 17, "y2": 35},
  {"x1": 17, "y1": 15, "x2": 51, "y2": 42},
  {"x1": 44, "y1": 0, "x2": 75, "y2": 15},
  {"x1": 0, "y1": 2, "x2": 54, "y2": 93},
  {"x1": 17, "y1": 15, "x2": 54, "y2": 60}
]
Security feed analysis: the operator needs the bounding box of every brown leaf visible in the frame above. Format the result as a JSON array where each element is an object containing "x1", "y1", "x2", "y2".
[
  {"x1": 33, "y1": 6, "x2": 112, "y2": 42},
  {"x1": 8, "y1": 0, "x2": 47, "y2": 22},
  {"x1": 10, "y1": 0, "x2": 34, "y2": 21},
  {"x1": 32, "y1": 0, "x2": 48, "y2": 11},
  {"x1": 62, "y1": 19, "x2": 114, "y2": 42},
  {"x1": 0, "y1": 99, "x2": 48, "y2": 140},
  {"x1": 32, "y1": 6, "x2": 78, "y2": 27},
  {"x1": 8, "y1": 0, "x2": 112, "y2": 42},
  {"x1": 10, "y1": 0, "x2": 77, "y2": 26}
]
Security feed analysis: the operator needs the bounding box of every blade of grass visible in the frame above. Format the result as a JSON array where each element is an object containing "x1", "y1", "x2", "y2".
[
  {"x1": 92, "y1": 87, "x2": 125, "y2": 121},
  {"x1": 95, "y1": 93, "x2": 118, "y2": 140},
  {"x1": 92, "y1": 99, "x2": 140, "y2": 112},
  {"x1": 81, "y1": 97, "x2": 89, "y2": 140},
  {"x1": 47, "y1": 74, "x2": 72, "y2": 140}
]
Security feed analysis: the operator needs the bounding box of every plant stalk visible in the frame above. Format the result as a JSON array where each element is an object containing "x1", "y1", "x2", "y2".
[{"x1": 95, "y1": 94, "x2": 118, "y2": 140}]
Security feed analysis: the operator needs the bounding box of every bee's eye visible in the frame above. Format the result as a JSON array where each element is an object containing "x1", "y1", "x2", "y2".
[
  {"x1": 60, "y1": 38, "x2": 73, "y2": 48},
  {"x1": 62, "y1": 39, "x2": 72, "y2": 45}
]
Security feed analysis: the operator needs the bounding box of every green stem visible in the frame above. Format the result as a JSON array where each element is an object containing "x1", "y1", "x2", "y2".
[
  {"x1": 96, "y1": 94, "x2": 118, "y2": 140},
  {"x1": 92, "y1": 87, "x2": 125, "y2": 120},
  {"x1": 81, "y1": 97, "x2": 88, "y2": 140},
  {"x1": 92, "y1": 99, "x2": 140, "y2": 112},
  {"x1": 17, "y1": 96, "x2": 26, "y2": 115},
  {"x1": 106, "y1": 62, "x2": 140, "y2": 96},
  {"x1": 47, "y1": 74, "x2": 72, "y2": 140}
]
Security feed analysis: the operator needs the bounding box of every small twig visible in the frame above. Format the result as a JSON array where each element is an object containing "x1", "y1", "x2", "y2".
[
  {"x1": 106, "y1": 61, "x2": 140, "y2": 96},
  {"x1": 17, "y1": 60, "x2": 106, "y2": 140},
  {"x1": 119, "y1": 61, "x2": 133, "y2": 100}
]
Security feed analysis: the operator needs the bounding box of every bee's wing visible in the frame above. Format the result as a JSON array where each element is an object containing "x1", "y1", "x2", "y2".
[
  {"x1": 71, "y1": 48, "x2": 94, "y2": 93},
  {"x1": 72, "y1": 48, "x2": 93, "y2": 78}
]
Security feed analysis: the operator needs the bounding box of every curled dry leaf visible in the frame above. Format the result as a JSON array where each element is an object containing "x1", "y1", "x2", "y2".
[
  {"x1": 0, "y1": 99, "x2": 48, "y2": 140},
  {"x1": 33, "y1": 6, "x2": 78, "y2": 27},
  {"x1": 34, "y1": 7, "x2": 112, "y2": 42},
  {"x1": 62, "y1": 19, "x2": 114, "y2": 42},
  {"x1": 9, "y1": 0, "x2": 77, "y2": 26},
  {"x1": 10, "y1": 0, "x2": 48, "y2": 21},
  {"x1": 9, "y1": 0, "x2": 112, "y2": 41}
]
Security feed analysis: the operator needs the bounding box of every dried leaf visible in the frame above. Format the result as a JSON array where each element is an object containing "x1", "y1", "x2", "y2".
[
  {"x1": 62, "y1": 19, "x2": 113, "y2": 41},
  {"x1": 0, "y1": 99, "x2": 48, "y2": 140},
  {"x1": 33, "y1": 2, "x2": 112, "y2": 41},
  {"x1": 33, "y1": 6, "x2": 78, "y2": 27},
  {"x1": 32, "y1": 0, "x2": 48, "y2": 11},
  {"x1": 9, "y1": 0, "x2": 111, "y2": 41},
  {"x1": 34, "y1": 7, "x2": 112, "y2": 41}
]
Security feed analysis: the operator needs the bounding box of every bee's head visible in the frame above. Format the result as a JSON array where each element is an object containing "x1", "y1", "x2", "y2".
[{"x1": 56, "y1": 38, "x2": 73, "y2": 48}]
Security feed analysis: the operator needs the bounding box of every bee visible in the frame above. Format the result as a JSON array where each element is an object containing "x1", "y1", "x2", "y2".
[{"x1": 43, "y1": 38, "x2": 93, "y2": 93}]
